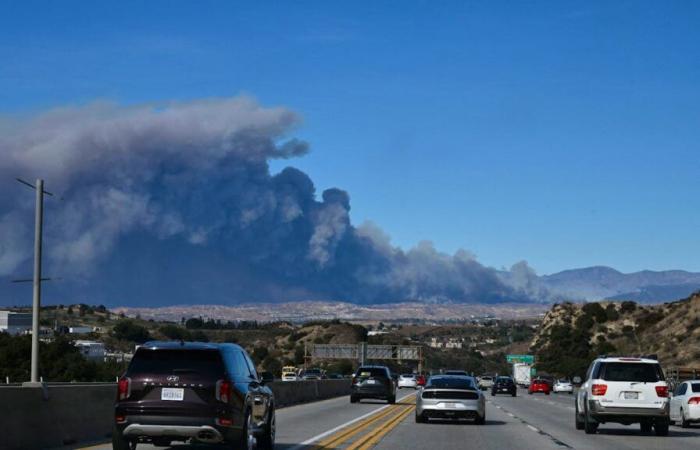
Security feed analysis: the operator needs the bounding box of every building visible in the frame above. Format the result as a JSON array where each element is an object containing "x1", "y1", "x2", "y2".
[
  {"x1": 74, "y1": 340, "x2": 105, "y2": 361},
  {"x1": 0, "y1": 311, "x2": 32, "y2": 335}
]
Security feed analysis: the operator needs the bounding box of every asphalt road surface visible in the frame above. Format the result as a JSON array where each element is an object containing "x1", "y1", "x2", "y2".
[{"x1": 74, "y1": 388, "x2": 700, "y2": 450}]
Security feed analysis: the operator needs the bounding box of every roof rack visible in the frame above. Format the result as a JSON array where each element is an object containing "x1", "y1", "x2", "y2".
[{"x1": 598, "y1": 354, "x2": 658, "y2": 360}]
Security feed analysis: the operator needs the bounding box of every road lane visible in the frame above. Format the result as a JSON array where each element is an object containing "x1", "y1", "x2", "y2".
[
  {"x1": 72, "y1": 391, "x2": 417, "y2": 450},
  {"x1": 488, "y1": 388, "x2": 700, "y2": 450}
]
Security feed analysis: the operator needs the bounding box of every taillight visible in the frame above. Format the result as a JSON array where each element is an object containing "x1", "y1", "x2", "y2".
[
  {"x1": 117, "y1": 377, "x2": 131, "y2": 400},
  {"x1": 352, "y1": 377, "x2": 358, "y2": 385},
  {"x1": 655, "y1": 386, "x2": 668, "y2": 398},
  {"x1": 115, "y1": 414, "x2": 126, "y2": 424},
  {"x1": 216, "y1": 417, "x2": 234, "y2": 427},
  {"x1": 591, "y1": 384, "x2": 607, "y2": 396},
  {"x1": 216, "y1": 379, "x2": 232, "y2": 403},
  {"x1": 688, "y1": 397, "x2": 700, "y2": 405}
]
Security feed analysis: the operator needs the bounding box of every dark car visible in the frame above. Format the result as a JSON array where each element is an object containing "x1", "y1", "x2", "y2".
[
  {"x1": 491, "y1": 376, "x2": 517, "y2": 397},
  {"x1": 351, "y1": 365, "x2": 397, "y2": 404},
  {"x1": 112, "y1": 341, "x2": 275, "y2": 450}
]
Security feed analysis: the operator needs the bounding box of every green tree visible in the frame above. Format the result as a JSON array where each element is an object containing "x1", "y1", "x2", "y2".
[
  {"x1": 159, "y1": 324, "x2": 192, "y2": 341},
  {"x1": 112, "y1": 320, "x2": 151, "y2": 343}
]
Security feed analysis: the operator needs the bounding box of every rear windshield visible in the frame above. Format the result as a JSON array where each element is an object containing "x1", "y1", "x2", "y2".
[
  {"x1": 426, "y1": 377, "x2": 475, "y2": 390},
  {"x1": 305, "y1": 369, "x2": 321, "y2": 374},
  {"x1": 599, "y1": 363, "x2": 664, "y2": 382},
  {"x1": 496, "y1": 377, "x2": 512, "y2": 382},
  {"x1": 128, "y1": 348, "x2": 225, "y2": 377},
  {"x1": 692, "y1": 384, "x2": 700, "y2": 393},
  {"x1": 356, "y1": 367, "x2": 387, "y2": 378},
  {"x1": 401, "y1": 374, "x2": 415, "y2": 378}
]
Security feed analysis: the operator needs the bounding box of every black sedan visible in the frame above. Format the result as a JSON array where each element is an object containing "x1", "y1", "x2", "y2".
[{"x1": 491, "y1": 376, "x2": 517, "y2": 396}]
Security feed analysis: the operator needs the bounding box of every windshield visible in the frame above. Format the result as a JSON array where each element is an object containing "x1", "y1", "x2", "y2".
[
  {"x1": 128, "y1": 348, "x2": 225, "y2": 377},
  {"x1": 600, "y1": 363, "x2": 664, "y2": 382},
  {"x1": 426, "y1": 377, "x2": 475, "y2": 390},
  {"x1": 356, "y1": 367, "x2": 387, "y2": 378}
]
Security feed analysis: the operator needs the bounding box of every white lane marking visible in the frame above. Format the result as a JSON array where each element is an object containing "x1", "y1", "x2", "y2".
[
  {"x1": 507, "y1": 412, "x2": 515, "y2": 417},
  {"x1": 527, "y1": 425, "x2": 539, "y2": 432},
  {"x1": 286, "y1": 391, "x2": 415, "y2": 450}
]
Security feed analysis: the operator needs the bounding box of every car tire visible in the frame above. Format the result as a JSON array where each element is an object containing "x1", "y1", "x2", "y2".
[
  {"x1": 545, "y1": 392, "x2": 550, "y2": 395},
  {"x1": 655, "y1": 418, "x2": 670, "y2": 436},
  {"x1": 257, "y1": 406, "x2": 276, "y2": 450},
  {"x1": 491, "y1": 392, "x2": 496, "y2": 396},
  {"x1": 475, "y1": 413, "x2": 486, "y2": 425},
  {"x1": 512, "y1": 391, "x2": 517, "y2": 397},
  {"x1": 681, "y1": 409, "x2": 690, "y2": 429},
  {"x1": 640, "y1": 420, "x2": 653, "y2": 433},
  {"x1": 234, "y1": 409, "x2": 255, "y2": 450},
  {"x1": 111, "y1": 427, "x2": 136, "y2": 450},
  {"x1": 350, "y1": 395, "x2": 359, "y2": 403},
  {"x1": 415, "y1": 411, "x2": 426, "y2": 423},
  {"x1": 584, "y1": 404, "x2": 598, "y2": 434},
  {"x1": 575, "y1": 402, "x2": 585, "y2": 430},
  {"x1": 388, "y1": 395, "x2": 396, "y2": 404}
]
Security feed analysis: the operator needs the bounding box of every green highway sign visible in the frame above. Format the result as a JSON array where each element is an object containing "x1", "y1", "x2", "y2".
[{"x1": 506, "y1": 354, "x2": 535, "y2": 364}]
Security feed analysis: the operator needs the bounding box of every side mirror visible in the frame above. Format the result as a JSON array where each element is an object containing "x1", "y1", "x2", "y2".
[{"x1": 260, "y1": 371, "x2": 274, "y2": 384}]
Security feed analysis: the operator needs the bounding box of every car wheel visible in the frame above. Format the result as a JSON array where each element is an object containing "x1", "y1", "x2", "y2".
[
  {"x1": 545, "y1": 392, "x2": 550, "y2": 395},
  {"x1": 681, "y1": 409, "x2": 690, "y2": 429},
  {"x1": 640, "y1": 420, "x2": 653, "y2": 433},
  {"x1": 388, "y1": 395, "x2": 396, "y2": 404},
  {"x1": 415, "y1": 411, "x2": 426, "y2": 423},
  {"x1": 111, "y1": 427, "x2": 136, "y2": 450},
  {"x1": 257, "y1": 406, "x2": 276, "y2": 450},
  {"x1": 512, "y1": 391, "x2": 517, "y2": 397},
  {"x1": 234, "y1": 410, "x2": 255, "y2": 450},
  {"x1": 475, "y1": 412, "x2": 486, "y2": 425},
  {"x1": 655, "y1": 418, "x2": 670, "y2": 436},
  {"x1": 350, "y1": 395, "x2": 358, "y2": 403},
  {"x1": 584, "y1": 404, "x2": 598, "y2": 434},
  {"x1": 575, "y1": 401, "x2": 585, "y2": 430}
]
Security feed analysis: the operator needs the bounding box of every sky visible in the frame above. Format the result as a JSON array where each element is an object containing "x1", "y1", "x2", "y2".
[{"x1": 1, "y1": 0, "x2": 699, "y2": 275}]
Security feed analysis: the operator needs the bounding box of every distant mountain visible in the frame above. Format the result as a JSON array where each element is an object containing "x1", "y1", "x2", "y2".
[{"x1": 540, "y1": 266, "x2": 700, "y2": 303}]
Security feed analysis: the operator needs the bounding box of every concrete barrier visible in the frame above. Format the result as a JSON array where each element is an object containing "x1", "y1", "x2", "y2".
[{"x1": 0, "y1": 380, "x2": 351, "y2": 449}]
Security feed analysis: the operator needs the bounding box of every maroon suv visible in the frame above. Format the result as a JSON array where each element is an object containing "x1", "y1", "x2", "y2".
[{"x1": 112, "y1": 341, "x2": 275, "y2": 450}]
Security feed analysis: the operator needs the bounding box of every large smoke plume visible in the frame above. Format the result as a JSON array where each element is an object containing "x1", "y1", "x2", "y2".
[{"x1": 0, "y1": 97, "x2": 545, "y2": 306}]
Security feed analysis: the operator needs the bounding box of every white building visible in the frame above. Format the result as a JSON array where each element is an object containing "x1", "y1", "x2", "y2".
[
  {"x1": 74, "y1": 340, "x2": 105, "y2": 361},
  {"x1": 0, "y1": 311, "x2": 32, "y2": 335}
]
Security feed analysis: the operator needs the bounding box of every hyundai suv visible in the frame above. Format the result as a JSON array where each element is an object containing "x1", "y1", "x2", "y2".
[
  {"x1": 112, "y1": 341, "x2": 275, "y2": 449},
  {"x1": 575, "y1": 356, "x2": 670, "y2": 436},
  {"x1": 351, "y1": 365, "x2": 396, "y2": 404}
]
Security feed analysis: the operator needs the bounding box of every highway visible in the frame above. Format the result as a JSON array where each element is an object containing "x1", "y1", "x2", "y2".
[{"x1": 76, "y1": 388, "x2": 700, "y2": 450}]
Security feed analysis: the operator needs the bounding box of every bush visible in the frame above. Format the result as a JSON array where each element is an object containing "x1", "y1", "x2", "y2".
[
  {"x1": 159, "y1": 325, "x2": 192, "y2": 341},
  {"x1": 620, "y1": 301, "x2": 637, "y2": 313},
  {"x1": 112, "y1": 320, "x2": 151, "y2": 343},
  {"x1": 582, "y1": 303, "x2": 607, "y2": 323},
  {"x1": 605, "y1": 304, "x2": 620, "y2": 321}
]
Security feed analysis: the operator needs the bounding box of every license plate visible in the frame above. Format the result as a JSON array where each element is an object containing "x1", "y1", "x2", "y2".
[
  {"x1": 624, "y1": 392, "x2": 638, "y2": 400},
  {"x1": 367, "y1": 379, "x2": 377, "y2": 384},
  {"x1": 161, "y1": 388, "x2": 184, "y2": 401},
  {"x1": 442, "y1": 402, "x2": 457, "y2": 408}
]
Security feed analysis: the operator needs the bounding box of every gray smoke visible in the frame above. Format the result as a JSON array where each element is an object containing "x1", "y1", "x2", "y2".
[{"x1": 0, "y1": 96, "x2": 548, "y2": 306}]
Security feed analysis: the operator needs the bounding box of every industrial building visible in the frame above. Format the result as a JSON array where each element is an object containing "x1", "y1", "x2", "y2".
[{"x1": 0, "y1": 311, "x2": 32, "y2": 335}]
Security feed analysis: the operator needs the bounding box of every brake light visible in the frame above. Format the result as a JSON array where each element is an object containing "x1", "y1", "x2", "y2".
[
  {"x1": 688, "y1": 397, "x2": 700, "y2": 405},
  {"x1": 216, "y1": 380, "x2": 232, "y2": 403},
  {"x1": 216, "y1": 417, "x2": 234, "y2": 427},
  {"x1": 352, "y1": 377, "x2": 358, "y2": 385},
  {"x1": 117, "y1": 377, "x2": 131, "y2": 400},
  {"x1": 115, "y1": 414, "x2": 126, "y2": 424},
  {"x1": 591, "y1": 384, "x2": 608, "y2": 396},
  {"x1": 655, "y1": 386, "x2": 668, "y2": 398}
]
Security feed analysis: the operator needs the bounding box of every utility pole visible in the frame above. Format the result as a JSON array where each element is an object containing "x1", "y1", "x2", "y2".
[{"x1": 16, "y1": 178, "x2": 53, "y2": 387}]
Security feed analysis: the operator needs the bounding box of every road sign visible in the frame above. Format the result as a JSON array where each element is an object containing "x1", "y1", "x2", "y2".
[{"x1": 506, "y1": 354, "x2": 535, "y2": 364}]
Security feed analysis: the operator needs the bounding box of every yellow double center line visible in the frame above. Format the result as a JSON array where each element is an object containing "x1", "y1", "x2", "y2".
[{"x1": 312, "y1": 395, "x2": 416, "y2": 450}]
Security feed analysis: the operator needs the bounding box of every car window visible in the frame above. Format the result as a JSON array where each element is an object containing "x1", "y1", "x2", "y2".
[
  {"x1": 678, "y1": 383, "x2": 688, "y2": 395},
  {"x1": 599, "y1": 363, "x2": 664, "y2": 382},
  {"x1": 128, "y1": 348, "x2": 225, "y2": 377},
  {"x1": 692, "y1": 383, "x2": 700, "y2": 393},
  {"x1": 426, "y1": 377, "x2": 475, "y2": 390},
  {"x1": 356, "y1": 367, "x2": 388, "y2": 378},
  {"x1": 221, "y1": 350, "x2": 254, "y2": 379},
  {"x1": 242, "y1": 351, "x2": 258, "y2": 379}
]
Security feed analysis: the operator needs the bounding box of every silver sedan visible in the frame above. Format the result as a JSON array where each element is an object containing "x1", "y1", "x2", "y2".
[{"x1": 415, "y1": 375, "x2": 486, "y2": 424}]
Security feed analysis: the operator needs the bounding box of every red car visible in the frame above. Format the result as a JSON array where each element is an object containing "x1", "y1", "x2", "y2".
[{"x1": 528, "y1": 378, "x2": 551, "y2": 395}]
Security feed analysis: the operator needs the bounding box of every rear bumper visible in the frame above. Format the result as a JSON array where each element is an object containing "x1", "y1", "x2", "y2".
[
  {"x1": 352, "y1": 386, "x2": 392, "y2": 398},
  {"x1": 417, "y1": 400, "x2": 483, "y2": 419},
  {"x1": 589, "y1": 400, "x2": 669, "y2": 422},
  {"x1": 122, "y1": 424, "x2": 225, "y2": 443}
]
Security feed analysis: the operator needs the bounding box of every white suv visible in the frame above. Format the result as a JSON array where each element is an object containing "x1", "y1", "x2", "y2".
[{"x1": 575, "y1": 356, "x2": 670, "y2": 436}]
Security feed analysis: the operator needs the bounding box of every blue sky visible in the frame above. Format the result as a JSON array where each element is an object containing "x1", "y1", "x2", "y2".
[{"x1": 1, "y1": 0, "x2": 699, "y2": 274}]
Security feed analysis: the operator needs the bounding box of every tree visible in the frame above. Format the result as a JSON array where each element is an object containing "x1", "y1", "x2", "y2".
[
  {"x1": 159, "y1": 324, "x2": 192, "y2": 341},
  {"x1": 112, "y1": 320, "x2": 151, "y2": 343},
  {"x1": 262, "y1": 356, "x2": 282, "y2": 377}
]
